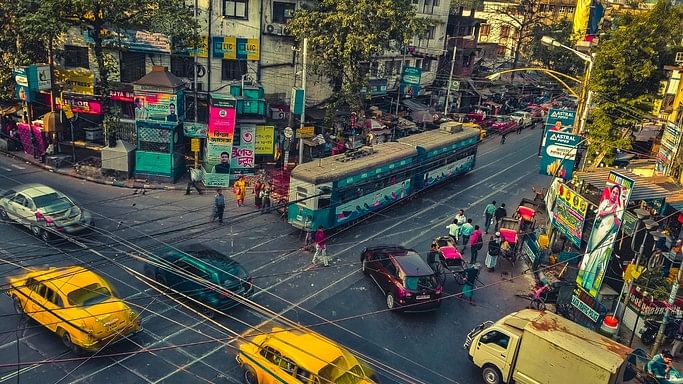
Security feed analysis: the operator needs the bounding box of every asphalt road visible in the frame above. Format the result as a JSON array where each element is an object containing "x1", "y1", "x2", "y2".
[{"x1": 0, "y1": 127, "x2": 551, "y2": 384}]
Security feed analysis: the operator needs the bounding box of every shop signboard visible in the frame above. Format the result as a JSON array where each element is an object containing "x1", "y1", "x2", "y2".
[
  {"x1": 400, "y1": 66, "x2": 421, "y2": 97},
  {"x1": 134, "y1": 92, "x2": 184, "y2": 122},
  {"x1": 204, "y1": 104, "x2": 236, "y2": 188},
  {"x1": 255, "y1": 125, "x2": 275, "y2": 155},
  {"x1": 184, "y1": 122, "x2": 208, "y2": 138},
  {"x1": 83, "y1": 29, "x2": 171, "y2": 54},
  {"x1": 56, "y1": 95, "x2": 102, "y2": 115},
  {"x1": 187, "y1": 36, "x2": 209, "y2": 58},
  {"x1": 621, "y1": 211, "x2": 638, "y2": 237},
  {"x1": 14, "y1": 67, "x2": 31, "y2": 102},
  {"x1": 296, "y1": 126, "x2": 314, "y2": 139},
  {"x1": 110, "y1": 89, "x2": 135, "y2": 102},
  {"x1": 577, "y1": 171, "x2": 635, "y2": 297},
  {"x1": 54, "y1": 67, "x2": 95, "y2": 95},
  {"x1": 655, "y1": 121, "x2": 682, "y2": 175},
  {"x1": 212, "y1": 37, "x2": 260, "y2": 60},
  {"x1": 28, "y1": 65, "x2": 51, "y2": 91},
  {"x1": 231, "y1": 124, "x2": 256, "y2": 176},
  {"x1": 552, "y1": 183, "x2": 589, "y2": 248},
  {"x1": 539, "y1": 131, "x2": 580, "y2": 179}
]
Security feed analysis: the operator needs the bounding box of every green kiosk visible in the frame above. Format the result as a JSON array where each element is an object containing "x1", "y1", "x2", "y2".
[{"x1": 133, "y1": 66, "x2": 185, "y2": 182}]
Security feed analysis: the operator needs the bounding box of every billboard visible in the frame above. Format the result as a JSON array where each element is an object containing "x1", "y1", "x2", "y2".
[
  {"x1": 255, "y1": 125, "x2": 275, "y2": 155},
  {"x1": 552, "y1": 183, "x2": 589, "y2": 248},
  {"x1": 545, "y1": 108, "x2": 576, "y2": 132},
  {"x1": 203, "y1": 104, "x2": 236, "y2": 188},
  {"x1": 400, "y1": 66, "x2": 421, "y2": 97},
  {"x1": 577, "y1": 171, "x2": 635, "y2": 297},
  {"x1": 231, "y1": 124, "x2": 256, "y2": 177},
  {"x1": 212, "y1": 37, "x2": 259, "y2": 60},
  {"x1": 539, "y1": 131, "x2": 581, "y2": 179},
  {"x1": 134, "y1": 92, "x2": 184, "y2": 122}
]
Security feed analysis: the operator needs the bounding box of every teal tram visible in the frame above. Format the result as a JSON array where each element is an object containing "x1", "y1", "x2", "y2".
[{"x1": 287, "y1": 125, "x2": 480, "y2": 230}]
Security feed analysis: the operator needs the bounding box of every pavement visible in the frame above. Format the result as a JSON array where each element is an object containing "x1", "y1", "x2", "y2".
[{"x1": 0, "y1": 127, "x2": 554, "y2": 384}]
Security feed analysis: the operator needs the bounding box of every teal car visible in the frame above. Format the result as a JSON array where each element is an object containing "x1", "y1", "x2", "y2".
[{"x1": 143, "y1": 243, "x2": 253, "y2": 316}]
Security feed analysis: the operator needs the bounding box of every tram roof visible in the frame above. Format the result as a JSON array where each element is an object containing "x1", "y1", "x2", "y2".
[
  {"x1": 397, "y1": 126, "x2": 480, "y2": 152},
  {"x1": 290, "y1": 141, "x2": 418, "y2": 184}
]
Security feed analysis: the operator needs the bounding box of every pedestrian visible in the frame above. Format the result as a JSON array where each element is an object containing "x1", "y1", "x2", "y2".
[
  {"x1": 485, "y1": 233, "x2": 502, "y2": 272},
  {"x1": 516, "y1": 123, "x2": 522, "y2": 134},
  {"x1": 312, "y1": 226, "x2": 330, "y2": 267},
  {"x1": 500, "y1": 132, "x2": 507, "y2": 144},
  {"x1": 672, "y1": 322, "x2": 683, "y2": 358},
  {"x1": 254, "y1": 180, "x2": 264, "y2": 209},
  {"x1": 427, "y1": 243, "x2": 440, "y2": 270},
  {"x1": 484, "y1": 200, "x2": 496, "y2": 234},
  {"x1": 454, "y1": 209, "x2": 467, "y2": 226},
  {"x1": 469, "y1": 225, "x2": 484, "y2": 264},
  {"x1": 494, "y1": 203, "x2": 507, "y2": 231},
  {"x1": 212, "y1": 189, "x2": 225, "y2": 224},
  {"x1": 260, "y1": 186, "x2": 271, "y2": 214},
  {"x1": 233, "y1": 176, "x2": 246, "y2": 207},
  {"x1": 185, "y1": 167, "x2": 204, "y2": 195},
  {"x1": 446, "y1": 220, "x2": 460, "y2": 244},
  {"x1": 646, "y1": 350, "x2": 673, "y2": 382},
  {"x1": 460, "y1": 218, "x2": 474, "y2": 248},
  {"x1": 462, "y1": 263, "x2": 481, "y2": 305}
]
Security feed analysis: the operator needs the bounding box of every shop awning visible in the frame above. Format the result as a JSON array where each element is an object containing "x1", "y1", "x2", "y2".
[
  {"x1": 401, "y1": 99, "x2": 429, "y2": 111},
  {"x1": 666, "y1": 192, "x2": 683, "y2": 211},
  {"x1": 574, "y1": 168, "x2": 678, "y2": 201}
]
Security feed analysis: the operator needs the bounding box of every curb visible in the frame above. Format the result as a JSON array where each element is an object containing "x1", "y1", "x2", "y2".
[{"x1": 1, "y1": 149, "x2": 184, "y2": 191}]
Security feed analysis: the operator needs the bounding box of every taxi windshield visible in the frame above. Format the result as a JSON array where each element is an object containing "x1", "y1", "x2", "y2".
[{"x1": 67, "y1": 283, "x2": 112, "y2": 306}]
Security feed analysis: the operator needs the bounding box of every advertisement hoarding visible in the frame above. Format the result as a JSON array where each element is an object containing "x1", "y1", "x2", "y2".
[
  {"x1": 552, "y1": 183, "x2": 589, "y2": 248},
  {"x1": 134, "y1": 92, "x2": 184, "y2": 122},
  {"x1": 577, "y1": 171, "x2": 635, "y2": 297},
  {"x1": 539, "y1": 131, "x2": 581, "y2": 179},
  {"x1": 203, "y1": 104, "x2": 236, "y2": 188},
  {"x1": 255, "y1": 126, "x2": 275, "y2": 155},
  {"x1": 400, "y1": 66, "x2": 421, "y2": 97},
  {"x1": 231, "y1": 124, "x2": 256, "y2": 178}
]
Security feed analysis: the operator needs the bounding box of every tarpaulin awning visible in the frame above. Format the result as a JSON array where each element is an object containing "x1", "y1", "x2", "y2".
[
  {"x1": 401, "y1": 99, "x2": 429, "y2": 111},
  {"x1": 574, "y1": 168, "x2": 679, "y2": 202}
]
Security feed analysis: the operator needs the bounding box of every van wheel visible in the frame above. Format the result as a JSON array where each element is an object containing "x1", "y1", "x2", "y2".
[
  {"x1": 243, "y1": 365, "x2": 258, "y2": 384},
  {"x1": 482, "y1": 364, "x2": 503, "y2": 384},
  {"x1": 386, "y1": 293, "x2": 396, "y2": 310}
]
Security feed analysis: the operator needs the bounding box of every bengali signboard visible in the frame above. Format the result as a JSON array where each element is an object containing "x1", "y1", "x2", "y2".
[
  {"x1": 539, "y1": 131, "x2": 581, "y2": 179},
  {"x1": 552, "y1": 183, "x2": 589, "y2": 248},
  {"x1": 184, "y1": 122, "x2": 208, "y2": 138},
  {"x1": 14, "y1": 67, "x2": 31, "y2": 102},
  {"x1": 56, "y1": 95, "x2": 102, "y2": 115},
  {"x1": 203, "y1": 104, "x2": 236, "y2": 188},
  {"x1": 577, "y1": 171, "x2": 635, "y2": 297},
  {"x1": 231, "y1": 124, "x2": 256, "y2": 178},
  {"x1": 255, "y1": 125, "x2": 275, "y2": 155}
]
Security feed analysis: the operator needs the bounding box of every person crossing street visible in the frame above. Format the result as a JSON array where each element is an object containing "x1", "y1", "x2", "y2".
[
  {"x1": 484, "y1": 201, "x2": 496, "y2": 234},
  {"x1": 312, "y1": 226, "x2": 330, "y2": 267},
  {"x1": 212, "y1": 189, "x2": 225, "y2": 224}
]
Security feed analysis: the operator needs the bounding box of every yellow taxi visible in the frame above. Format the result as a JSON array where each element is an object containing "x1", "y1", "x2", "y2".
[
  {"x1": 8, "y1": 266, "x2": 141, "y2": 353},
  {"x1": 236, "y1": 326, "x2": 376, "y2": 384},
  {"x1": 462, "y1": 122, "x2": 486, "y2": 140}
]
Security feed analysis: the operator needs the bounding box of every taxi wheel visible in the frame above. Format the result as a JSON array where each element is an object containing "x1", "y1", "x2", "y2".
[
  {"x1": 31, "y1": 225, "x2": 42, "y2": 237},
  {"x1": 12, "y1": 296, "x2": 23, "y2": 315},
  {"x1": 0, "y1": 208, "x2": 8, "y2": 220},
  {"x1": 61, "y1": 332, "x2": 80, "y2": 355},
  {"x1": 386, "y1": 293, "x2": 396, "y2": 310},
  {"x1": 40, "y1": 229, "x2": 51, "y2": 242},
  {"x1": 243, "y1": 365, "x2": 258, "y2": 384}
]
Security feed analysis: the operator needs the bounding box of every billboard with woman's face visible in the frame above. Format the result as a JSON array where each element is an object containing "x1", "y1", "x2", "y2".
[{"x1": 576, "y1": 171, "x2": 634, "y2": 297}]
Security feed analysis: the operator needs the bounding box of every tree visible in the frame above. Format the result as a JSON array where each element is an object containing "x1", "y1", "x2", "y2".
[
  {"x1": 529, "y1": 20, "x2": 584, "y2": 78},
  {"x1": 286, "y1": 0, "x2": 426, "y2": 116},
  {"x1": 586, "y1": 1, "x2": 683, "y2": 166}
]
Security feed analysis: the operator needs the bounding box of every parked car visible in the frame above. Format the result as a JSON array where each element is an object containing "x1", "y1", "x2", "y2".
[
  {"x1": 360, "y1": 245, "x2": 443, "y2": 311},
  {"x1": 488, "y1": 116, "x2": 519, "y2": 134},
  {"x1": 236, "y1": 326, "x2": 376, "y2": 384},
  {"x1": 510, "y1": 111, "x2": 532, "y2": 128},
  {"x1": 8, "y1": 266, "x2": 141, "y2": 353},
  {"x1": 0, "y1": 183, "x2": 93, "y2": 241},
  {"x1": 462, "y1": 122, "x2": 487, "y2": 140},
  {"x1": 143, "y1": 243, "x2": 253, "y2": 316}
]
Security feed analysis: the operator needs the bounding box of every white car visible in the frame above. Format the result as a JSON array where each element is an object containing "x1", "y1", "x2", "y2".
[
  {"x1": 0, "y1": 184, "x2": 93, "y2": 241},
  {"x1": 510, "y1": 111, "x2": 532, "y2": 128}
]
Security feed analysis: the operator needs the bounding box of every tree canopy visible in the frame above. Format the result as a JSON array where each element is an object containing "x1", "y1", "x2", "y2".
[
  {"x1": 586, "y1": 0, "x2": 683, "y2": 166},
  {"x1": 286, "y1": 0, "x2": 426, "y2": 115}
]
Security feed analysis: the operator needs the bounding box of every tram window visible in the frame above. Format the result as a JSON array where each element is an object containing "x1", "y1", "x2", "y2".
[{"x1": 297, "y1": 186, "x2": 307, "y2": 193}]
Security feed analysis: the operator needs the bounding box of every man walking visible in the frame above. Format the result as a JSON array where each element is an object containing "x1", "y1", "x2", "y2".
[
  {"x1": 446, "y1": 220, "x2": 460, "y2": 244},
  {"x1": 212, "y1": 189, "x2": 225, "y2": 224},
  {"x1": 484, "y1": 201, "x2": 496, "y2": 234},
  {"x1": 454, "y1": 209, "x2": 467, "y2": 226},
  {"x1": 469, "y1": 225, "x2": 483, "y2": 264},
  {"x1": 494, "y1": 203, "x2": 507, "y2": 231},
  {"x1": 460, "y1": 218, "x2": 474, "y2": 249},
  {"x1": 185, "y1": 167, "x2": 204, "y2": 195},
  {"x1": 312, "y1": 226, "x2": 330, "y2": 267}
]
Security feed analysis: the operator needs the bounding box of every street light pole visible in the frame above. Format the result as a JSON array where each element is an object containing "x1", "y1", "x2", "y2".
[
  {"x1": 396, "y1": 44, "x2": 407, "y2": 116},
  {"x1": 444, "y1": 38, "x2": 457, "y2": 115},
  {"x1": 298, "y1": 37, "x2": 307, "y2": 165}
]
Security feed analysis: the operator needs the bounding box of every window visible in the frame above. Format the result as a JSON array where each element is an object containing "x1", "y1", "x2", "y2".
[
  {"x1": 421, "y1": 58, "x2": 432, "y2": 72},
  {"x1": 11, "y1": 194, "x2": 27, "y2": 207},
  {"x1": 223, "y1": 0, "x2": 248, "y2": 18},
  {"x1": 221, "y1": 59, "x2": 247, "y2": 81},
  {"x1": 379, "y1": 255, "x2": 398, "y2": 276},
  {"x1": 422, "y1": 0, "x2": 434, "y2": 13},
  {"x1": 433, "y1": 0, "x2": 439, "y2": 5},
  {"x1": 414, "y1": 58, "x2": 422, "y2": 70},
  {"x1": 63, "y1": 45, "x2": 89, "y2": 68},
  {"x1": 496, "y1": 45, "x2": 506, "y2": 56},
  {"x1": 480, "y1": 24, "x2": 491, "y2": 37},
  {"x1": 500, "y1": 26, "x2": 510, "y2": 38},
  {"x1": 426, "y1": 26, "x2": 435, "y2": 40},
  {"x1": 480, "y1": 331, "x2": 510, "y2": 349},
  {"x1": 176, "y1": 260, "x2": 207, "y2": 280},
  {"x1": 369, "y1": 61, "x2": 379, "y2": 77},
  {"x1": 171, "y1": 55, "x2": 195, "y2": 79},
  {"x1": 120, "y1": 51, "x2": 146, "y2": 83},
  {"x1": 272, "y1": 1, "x2": 295, "y2": 23},
  {"x1": 260, "y1": 346, "x2": 282, "y2": 364}
]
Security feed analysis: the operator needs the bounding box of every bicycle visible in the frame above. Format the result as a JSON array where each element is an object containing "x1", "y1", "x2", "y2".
[{"x1": 516, "y1": 283, "x2": 551, "y2": 311}]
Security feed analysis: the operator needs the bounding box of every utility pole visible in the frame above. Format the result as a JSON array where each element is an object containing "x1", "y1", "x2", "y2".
[
  {"x1": 298, "y1": 38, "x2": 307, "y2": 165},
  {"x1": 652, "y1": 264, "x2": 683, "y2": 355},
  {"x1": 444, "y1": 37, "x2": 457, "y2": 115},
  {"x1": 396, "y1": 44, "x2": 407, "y2": 116}
]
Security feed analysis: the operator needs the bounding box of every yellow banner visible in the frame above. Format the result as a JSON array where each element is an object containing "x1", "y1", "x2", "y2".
[
  {"x1": 247, "y1": 39, "x2": 260, "y2": 61},
  {"x1": 296, "y1": 126, "x2": 315, "y2": 139},
  {"x1": 255, "y1": 125, "x2": 275, "y2": 155},
  {"x1": 558, "y1": 183, "x2": 588, "y2": 216},
  {"x1": 54, "y1": 67, "x2": 95, "y2": 95}
]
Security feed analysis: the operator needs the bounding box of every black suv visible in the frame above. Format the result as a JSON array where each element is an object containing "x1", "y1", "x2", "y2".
[
  {"x1": 361, "y1": 245, "x2": 443, "y2": 311},
  {"x1": 143, "y1": 243, "x2": 253, "y2": 316}
]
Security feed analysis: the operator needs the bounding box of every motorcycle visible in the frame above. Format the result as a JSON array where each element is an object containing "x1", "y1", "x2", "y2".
[{"x1": 640, "y1": 317, "x2": 682, "y2": 346}]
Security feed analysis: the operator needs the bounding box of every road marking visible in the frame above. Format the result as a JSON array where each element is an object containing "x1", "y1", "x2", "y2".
[
  {"x1": 1, "y1": 167, "x2": 11, "y2": 172},
  {"x1": 10, "y1": 164, "x2": 25, "y2": 170}
]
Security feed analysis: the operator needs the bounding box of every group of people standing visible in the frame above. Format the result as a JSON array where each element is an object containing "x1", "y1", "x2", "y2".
[{"x1": 205, "y1": 176, "x2": 274, "y2": 224}]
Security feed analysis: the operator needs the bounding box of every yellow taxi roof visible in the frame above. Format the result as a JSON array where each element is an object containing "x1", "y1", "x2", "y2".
[
  {"x1": 264, "y1": 327, "x2": 348, "y2": 374},
  {"x1": 23, "y1": 266, "x2": 106, "y2": 294}
]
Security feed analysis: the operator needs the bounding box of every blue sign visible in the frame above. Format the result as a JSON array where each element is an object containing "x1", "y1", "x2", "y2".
[
  {"x1": 540, "y1": 131, "x2": 581, "y2": 179},
  {"x1": 14, "y1": 67, "x2": 31, "y2": 102},
  {"x1": 545, "y1": 108, "x2": 576, "y2": 132},
  {"x1": 400, "y1": 66, "x2": 421, "y2": 97}
]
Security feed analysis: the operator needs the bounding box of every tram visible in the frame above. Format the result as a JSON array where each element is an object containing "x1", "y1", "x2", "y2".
[{"x1": 287, "y1": 125, "x2": 480, "y2": 230}]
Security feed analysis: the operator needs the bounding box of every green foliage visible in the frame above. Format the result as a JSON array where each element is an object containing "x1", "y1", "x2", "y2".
[
  {"x1": 586, "y1": 1, "x2": 683, "y2": 165},
  {"x1": 529, "y1": 21, "x2": 584, "y2": 78},
  {"x1": 286, "y1": 0, "x2": 425, "y2": 116}
]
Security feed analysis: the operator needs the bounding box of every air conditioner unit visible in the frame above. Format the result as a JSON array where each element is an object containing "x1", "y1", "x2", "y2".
[{"x1": 265, "y1": 23, "x2": 286, "y2": 36}]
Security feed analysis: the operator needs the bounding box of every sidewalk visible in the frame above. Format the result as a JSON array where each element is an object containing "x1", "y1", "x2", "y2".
[{"x1": 2, "y1": 147, "x2": 187, "y2": 190}]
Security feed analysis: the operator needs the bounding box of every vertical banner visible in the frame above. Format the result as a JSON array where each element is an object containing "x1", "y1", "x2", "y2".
[
  {"x1": 539, "y1": 131, "x2": 581, "y2": 179},
  {"x1": 231, "y1": 124, "x2": 256, "y2": 178},
  {"x1": 400, "y1": 66, "x2": 422, "y2": 97},
  {"x1": 577, "y1": 171, "x2": 635, "y2": 297},
  {"x1": 552, "y1": 183, "x2": 589, "y2": 248},
  {"x1": 204, "y1": 104, "x2": 236, "y2": 187},
  {"x1": 255, "y1": 125, "x2": 275, "y2": 155}
]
